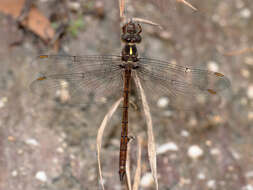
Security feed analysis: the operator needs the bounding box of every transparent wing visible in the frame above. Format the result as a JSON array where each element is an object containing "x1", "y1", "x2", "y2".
[
  {"x1": 134, "y1": 57, "x2": 231, "y2": 110},
  {"x1": 30, "y1": 55, "x2": 124, "y2": 105}
]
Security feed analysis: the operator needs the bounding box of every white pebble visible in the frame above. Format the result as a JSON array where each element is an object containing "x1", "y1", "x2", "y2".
[
  {"x1": 207, "y1": 61, "x2": 219, "y2": 72},
  {"x1": 56, "y1": 147, "x2": 64, "y2": 153},
  {"x1": 248, "y1": 112, "x2": 253, "y2": 120},
  {"x1": 242, "y1": 185, "x2": 253, "y2": 190},
  {"x1": 35, "y1": 171, "x2": 47, "y2": 182},
  {"x1": 240, "y1": 8, "x2": 251, "y2": 19},
  {"x1": 205, "y1": 140, "x2": 212, "y2": 146},
  {"x1": 210, "y1": 148, "x2": 220, "y2": 155},
  {"x1": 179, "y1": 177, "x2": 191, "y2": 185},
  {"x1": 140, "y1": 173, "x2": 154, "y2": 188},
  {"x1": 25, "y1": 138, "x2": 39, "y2": 146},
  {"x1": 0, "y1": 97, "x2": 7, "y2": 108},
  {"x1": 180, "y1": 130, "x2": 190, "y2": 137},
  {"x1": 207, "y1": 179, "x2": 216, "y2": 189},
  {"x1": 11, "y1": 170, "x2": 18, "y2": 177},
  {"x1": 241, "y1": 69, "x2": 250, "y2": 78},
  {"x1": 17, "y1": 149, "x2": 23, "y2": 154},
  {"x1": 246, "y1": 171, "x2": 253, "y2": 178},
  {"x1": 67, "y1": 2, "x2": 80, "y2": 11},
  {"x1": 247, "y1": 85, "x2": 253, "y2": 99},
  {"x1": 157, "y1": 97, "x2": 169, "y2": 108},
  {"x1": 157, "y1": 142, "x2": 178, "y2": 154},
  {"x1": 197, "y1": 173, "x2": 206, "y2": 180},
  {"x1": 231, "y1": 149, "x2": 241, "y2": 160},
  {"x1": 188, "y1": 145, "x2": 203, "y2": 159},
  {"x1": 245, "y1": 57, "x2": 253, "y2": 66}
]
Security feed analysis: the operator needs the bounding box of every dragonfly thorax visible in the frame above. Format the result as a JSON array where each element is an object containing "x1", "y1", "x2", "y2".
[{"x1": 122, "y1": 44, "x2": 139, "y2": 62}]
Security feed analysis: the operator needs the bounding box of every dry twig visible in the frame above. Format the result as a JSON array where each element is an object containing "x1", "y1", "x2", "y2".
[
  {"x1": 133, "y1": 136, "x2": 142, "y2": 190},
  {"x1": 176, "y1": 0, "x2": 197, "y2": 11},
  {"x1": 134, "y1": 74, "x2": 159, "y2": 190},
  {"x1": 222, "y1": 47, "x2": 253, "y2": 56},
  {"x1": 96, "y1": 98, "x2": 123, "y2": 190}
]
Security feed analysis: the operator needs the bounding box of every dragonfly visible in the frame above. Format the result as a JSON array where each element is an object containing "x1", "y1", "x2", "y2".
[{"x1": 30, "y1": 20, "x2": 230, "y2": 181}]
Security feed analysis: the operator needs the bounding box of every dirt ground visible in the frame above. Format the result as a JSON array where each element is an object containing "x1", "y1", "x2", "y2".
[{"x1": 0, "y1": 0, "x2": 253, "y2": 190}]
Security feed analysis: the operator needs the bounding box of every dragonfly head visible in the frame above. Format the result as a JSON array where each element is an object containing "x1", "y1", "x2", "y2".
[{"x1": 121, "y1": 21, "x2": 142, "y2": 44}]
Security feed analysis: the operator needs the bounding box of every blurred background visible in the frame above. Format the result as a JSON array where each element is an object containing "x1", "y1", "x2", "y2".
[{"x1": 0, "y1": 0, "x2": 253, "y2": 189}]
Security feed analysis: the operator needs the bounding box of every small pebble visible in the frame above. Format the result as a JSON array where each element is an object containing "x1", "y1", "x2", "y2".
[
  {"x1": 247, "y1": 85, "x2": 253, "y2": 99},
  {"x1": 0, "y1": 97, "x2": 7, "y2": 108},
  {"x1": 231, "y1": 149, "x2": 241, "y2": 160},
  {"x1": 205, "y1": 140, "x2": 212, "y2": 146},
  {"x1": 246, "y1": 171, "x2": 253, "y2": 178},
  {"x1": 207, "y1": 180, "x2": 216, "y2": 189},
  {"x1": 240, "y1": 8, "x2": 251, "y2": 19},
  {"x1": 241, "y1": 69, "x2": 250, "y2": 78},
  {"x1": 52, "y1": 158, "x2": 59, "y2": 164},
  {"x1": 243, "y1": 185, "x2": 253, "y2": 190},
  {"x1": 188, "y1": 145, "x2": 203, "y2": 159},
  {"x1": 17, "y1": 149, "x2": 23, "y2": 154},
  {"x1": 140, "y1": 173, "x2": 154, "y2": 188},
  {"x1": 25, "y1": 138, "x2": 39, "y2": 146},
  {"x1": 11, "y1": 170, "x2": 18, "y2": 177},
  {"x1": 197, "y1": 173, "x2": 206, "y2": 180},
  {"x1": 207, "y1": 61, "x2": 219, "y2": 72},
  {"x1": 211, "y1": 115, "x2": 223, "y2": 124},
  {"x1": 8, "y1": 136, "x2": 15, "y2": 141},
  {"x1": 179, "y1": 177, "x2": 191, "y2": 185},
  {"x1": 210, "y1": 148, "x2": 220, "y2": 155},
  {"x1": 180, "y1": 130, "x2": 190, "y2": 137},
  {"x1": 56, "y1": 147, "x2": 64, "y2": 153},
  {"x1": 35, "y1": 171, "x2": 47, "y2": 182},
  {"x1": 245, "y1": 57, "x2": 253, "y2": 66},
  {"x1": 228, "y1": 165, "x2": 235, "y2": 171},
  {"x1": 67, "y1": 2, "x2": 80, "y2": 11},
  {"x1": 157, "y1": 97, "x2": 169, "y2": 108},
  {"x1": 248, "y1": 112, "x2": 253, "y2": 120},
  {"x1": 188, "y1": 117, "x2": 197, "y2": 126},
  {"x1": 159, "y1": 31, "x2": 172, "y2": 40},
  {"x1": 240, "y1": 98, "x2": 248, "y2": 105},
  {"x1": 157, "y1": 142, "x2": 178, "y2": 154}
]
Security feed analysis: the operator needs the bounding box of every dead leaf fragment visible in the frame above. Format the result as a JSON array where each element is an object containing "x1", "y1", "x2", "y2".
[{"x1": 0, "y1": 0, "x2": 55, "y2": 42}]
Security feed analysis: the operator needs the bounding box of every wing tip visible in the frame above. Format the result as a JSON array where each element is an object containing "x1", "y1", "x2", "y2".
[
  {"x1": 38, "y1": 55, "x2": 49, "y2": 59},
  {"x1": 36, "y1": 76, "x2": 47, "y2": 81},
  {"x1": 214, "y1": 72, "x2": 224, "y2": 77},
  {"x1": 207, "y1": 89, "x2": 217, "y2": 95}
]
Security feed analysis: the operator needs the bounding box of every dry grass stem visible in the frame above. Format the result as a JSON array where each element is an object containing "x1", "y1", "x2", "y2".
[
  {"x1": 126, "y1": 139, "x2": 132, "y2": 190},
  {"x1": 222, "y1": 47, "x2": 253, "y2": 56},
  {"x1": 132, "y1": 17, "x2": 163, "y2": 29},
  {"x1": 96, "y1": 98, "x2": 123, "y2": 190},
  {"x1": 119, "y1": 0, "x2": 125, "y2": 19},
  {"x1": 176, "y1": 0, "x2": 197, "y2": 11},
  {"x1": 133, "y1": 136, "x2": 142, "y2": 190},
  {"x1": 134, "y1": 74, "x2": 159, "y2": 190}
]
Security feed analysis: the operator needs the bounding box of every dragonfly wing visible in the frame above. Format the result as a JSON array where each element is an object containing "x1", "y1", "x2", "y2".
[
  {"x1": 30, "y1": 55, "x2": 124, "y2": 105},
  {"x1": 134, "y1": 58, "x2": 230, "y2": 110}
]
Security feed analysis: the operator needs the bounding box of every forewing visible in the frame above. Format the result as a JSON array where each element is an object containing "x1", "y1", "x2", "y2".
[
  {"x1": 134, "y1": 57, "x2": 230, "y2": 110},
  {"x1": 30, "y1": 55, "x2": 124, "y2": 105}
]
